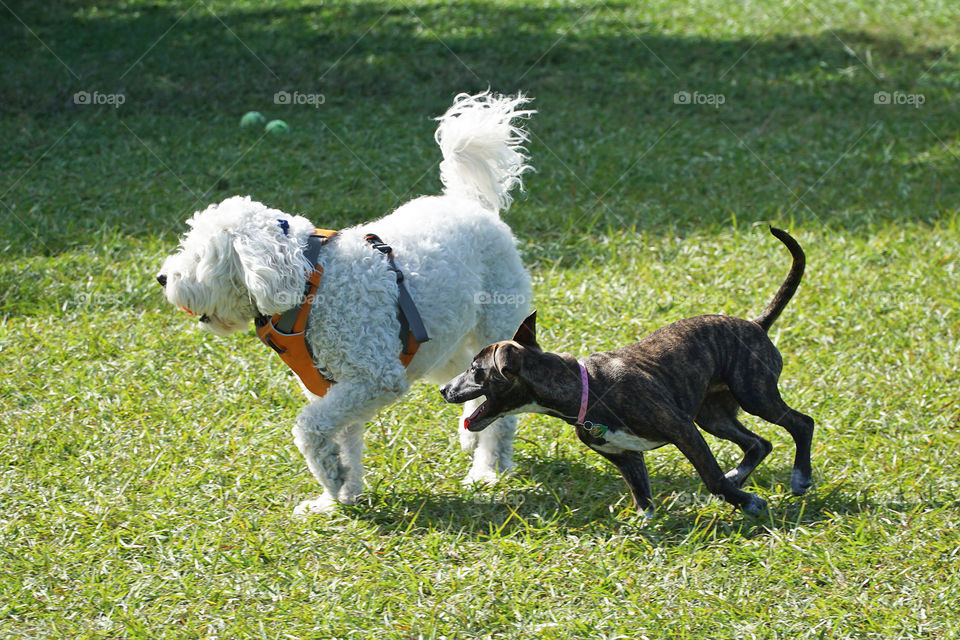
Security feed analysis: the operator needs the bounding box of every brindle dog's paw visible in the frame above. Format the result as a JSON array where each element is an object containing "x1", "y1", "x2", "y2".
[
  {"x1": 741, "y1": 494, "x2": 768, "y2": 518},
  {"x1": 790, "y1": 469, "x2": 812, "y2": 496},
  {"x1": 724, "y1": 468, "x2": 746, "y2": 487}
]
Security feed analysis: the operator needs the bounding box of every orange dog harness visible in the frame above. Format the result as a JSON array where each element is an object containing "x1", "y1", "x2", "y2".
[{"x1": 254, "y1": 227, "x2": 429, "y2": 396}]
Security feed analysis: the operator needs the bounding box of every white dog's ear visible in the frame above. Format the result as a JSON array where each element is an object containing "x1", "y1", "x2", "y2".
[{"x1": 232, "y1": 234, "x2": 306, "y2": 316}]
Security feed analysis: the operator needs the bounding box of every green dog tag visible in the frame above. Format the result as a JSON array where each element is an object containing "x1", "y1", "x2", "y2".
[{"x1": 584, "y1": 421, "x2": 608, "y2": 438}]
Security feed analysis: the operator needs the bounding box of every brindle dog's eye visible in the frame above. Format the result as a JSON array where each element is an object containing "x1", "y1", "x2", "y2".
[{"x1": 199, "y1": 314, "x2": 211, "y2": 323}]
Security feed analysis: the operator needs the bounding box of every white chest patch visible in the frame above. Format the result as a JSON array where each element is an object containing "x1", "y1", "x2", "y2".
[
  {"x1": 590, "y1": 429, "x2": 666, "y2": 455},
  {"x1": 502, "y1": 402, "x2": 668, "y2": 454},
  {"x1": 507, "y1": 402, "x2": 552, "y2": 415}
]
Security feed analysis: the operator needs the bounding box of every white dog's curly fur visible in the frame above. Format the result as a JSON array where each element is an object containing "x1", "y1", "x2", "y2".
[{"x1": 158, "y1": 92, "x2": 535, "y2": 515}]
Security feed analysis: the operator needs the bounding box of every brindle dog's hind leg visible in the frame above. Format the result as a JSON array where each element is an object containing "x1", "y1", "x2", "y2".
[
  {"x1": 696, "y1": 392, "x2": 772, "y2": 488},
  {"x1": 723, "y1": 352, "x2": 815, "y2": 496}
]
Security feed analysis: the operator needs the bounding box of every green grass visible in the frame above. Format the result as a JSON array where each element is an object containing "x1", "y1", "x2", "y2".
[{"x1": 2, "y1": 0, "x2": 959, "y2": 637}]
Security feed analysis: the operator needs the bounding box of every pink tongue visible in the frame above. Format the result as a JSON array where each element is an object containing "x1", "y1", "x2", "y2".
[{"x1": 463, "y1": 401, "x2": 489, "y2": 430}]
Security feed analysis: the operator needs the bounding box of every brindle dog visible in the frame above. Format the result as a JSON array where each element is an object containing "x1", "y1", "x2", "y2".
[{"x1": 440, "y1": 227, "x2": 814, "y2": 517}]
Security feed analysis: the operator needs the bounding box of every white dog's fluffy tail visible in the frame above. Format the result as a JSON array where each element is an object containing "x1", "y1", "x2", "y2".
[{"x1": 434, "y1": 91, "x2": 535, "y2": 212}]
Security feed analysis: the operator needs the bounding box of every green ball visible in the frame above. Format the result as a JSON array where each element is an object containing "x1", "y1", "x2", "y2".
[
  {"x1": 240, "y1": 111, "x2": 266, "y2": 129},
  {"x1": 265, "y1": 120, "x2": 290, "y2": 135}
]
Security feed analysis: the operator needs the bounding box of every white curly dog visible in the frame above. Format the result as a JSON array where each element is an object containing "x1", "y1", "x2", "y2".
[{"x1": 158, "y1": 92, "x2": 534, "y2": 515}]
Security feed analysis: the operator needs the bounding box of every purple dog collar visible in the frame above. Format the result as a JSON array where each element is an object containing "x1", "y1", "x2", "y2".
[
  {"x1": 577, "y1": 361, "x2": 589, "y2": 424},
  {"x1": 576, "y1": 361, "x2": 607, "y2": 438}
]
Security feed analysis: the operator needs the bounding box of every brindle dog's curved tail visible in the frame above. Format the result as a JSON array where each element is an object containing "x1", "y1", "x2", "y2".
[{"x1": 754, "y1": 226, "x2": 805, "y2": 332}]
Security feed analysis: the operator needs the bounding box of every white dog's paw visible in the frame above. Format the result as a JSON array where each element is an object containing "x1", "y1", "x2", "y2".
[
  {"x1": 337, "y1": 487, "x2": 360, "y2": 506},
  {"x1": 462, "y1": 467, "x2": 505, "y2": 486},
  {"x1": 293, "y1": 494, "x2": 338, "y2": 517}
]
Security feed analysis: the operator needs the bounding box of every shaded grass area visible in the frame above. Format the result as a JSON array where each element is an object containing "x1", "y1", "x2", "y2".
[
  {"x1": 1, "y1": 0, "x2": 958, "y2": 255},
  {"x1": 2, "y1": 0, "x2": 959, "y2": 637}
]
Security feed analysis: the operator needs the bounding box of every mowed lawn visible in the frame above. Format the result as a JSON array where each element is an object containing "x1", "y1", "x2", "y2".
[{"x1": 1, "y1": 0, "x2": 959, "y2": 637}]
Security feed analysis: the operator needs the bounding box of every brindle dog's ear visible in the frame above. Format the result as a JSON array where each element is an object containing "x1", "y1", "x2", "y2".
[
  {"x1": 511, "y1": 311, "x2": 540, "y2": 350},
  {"x1": 494, "y1": 343, "x2": 522, "y2": 377}
]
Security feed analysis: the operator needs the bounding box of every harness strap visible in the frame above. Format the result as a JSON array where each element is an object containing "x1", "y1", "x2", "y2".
[
  {"x1": 255, "y1": 229, "x2": 338, "y2": 397},
  {"x1": 273, "y1": 230, "x2": 337, "y2": 334},
  {"x1": 364, "y1": 233, "x2": 431, "y2": 353}
]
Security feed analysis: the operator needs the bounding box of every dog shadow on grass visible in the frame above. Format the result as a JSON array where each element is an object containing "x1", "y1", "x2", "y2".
[{"x1": 344, "y1": 455, "x2": 871, "y2": 547}]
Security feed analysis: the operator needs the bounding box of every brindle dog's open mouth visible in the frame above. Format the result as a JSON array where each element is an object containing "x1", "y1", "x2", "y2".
[{"x1": 463, "y1": 398, "x2": 499, "y2": 431}]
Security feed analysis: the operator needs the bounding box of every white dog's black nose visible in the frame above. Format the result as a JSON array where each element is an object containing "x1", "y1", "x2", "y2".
[{"x1": 157, "y1": 274, "x2": 167, "y2": 287}]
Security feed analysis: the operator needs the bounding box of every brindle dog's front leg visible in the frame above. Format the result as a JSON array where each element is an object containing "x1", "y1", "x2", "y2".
[{"x1": 594, "y1": 449, "x2": 655, "y2": 518}]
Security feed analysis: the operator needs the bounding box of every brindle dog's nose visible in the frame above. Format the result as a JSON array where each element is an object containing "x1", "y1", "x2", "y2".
[{"x1": 157, "y1": 274, "x2": 167, "y2": 287}]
